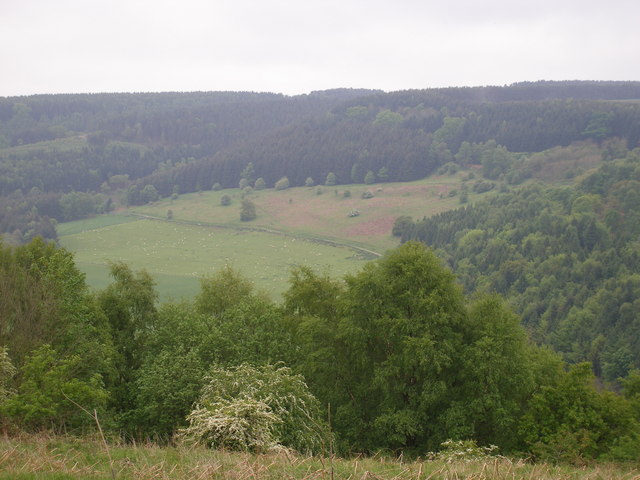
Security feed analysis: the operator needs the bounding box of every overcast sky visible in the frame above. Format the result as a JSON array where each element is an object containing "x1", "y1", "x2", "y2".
[{"x1": 1, "y1": 0, "x2": 639, "y2": 97}]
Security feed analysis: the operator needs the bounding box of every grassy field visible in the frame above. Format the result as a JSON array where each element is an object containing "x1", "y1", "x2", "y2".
[
  {"x1": 1, "y1": 434, "x2": 638, "y2": 480},
  {"x1": 58, "y1": 173, "x2": 493, "y2": 301},
  {"x1": 132, "y1": 175, "x2": 470, "y2": 253},
  {"x1": 58, "y1": 217, "x2": 371, "y2": 301}
]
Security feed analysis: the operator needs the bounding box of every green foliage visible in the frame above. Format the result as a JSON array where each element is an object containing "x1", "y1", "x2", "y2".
[
  {"x1": 305, "y1": 176, "x2": 314, "y2": 187},
  {"x1": 195, "y1": 265, "x2": 255, "y2": 318},
  {"x1": 0, "y1": 346, "x2": 16, "y2": 402},
  {"x1": 179, "y1": 364, "x2": 328, "y2": 453},
  {"x1": 240, "y1": 162, "x2": 256, "y2": 184},
  {"x1": 392, "y1": 215, "x2": 413, "y2": 237},
  {"x1": 240, "y1": 198, "x2": 257, "y2": 221},
  {"x1": 364, "y1": 170, "x2": 376, "y2": 184},
  {"x1": 373, "y1": 109, "x2": 403, "y2": 126},
  {"x1": 1, "y1": 344, "x2": 108, "y2": 432},
  {"x1": 254, "y1": 177, "x2": 266, "y2": 190},
  {"x1": 274, "y1": 176, "x2": 290, "y2": 190},
  {"x1": 97, "y1": 262, "x2": 157, "y2": 427},
  {"x1": 324, "y1": 172, "x2": 337, "y2": 186},
  {"x1": 220, "y1": 194, "x2": 231, "y2": 206}
]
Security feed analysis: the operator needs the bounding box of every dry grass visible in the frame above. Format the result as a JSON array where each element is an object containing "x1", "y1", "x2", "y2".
[{"x1": 1, "y1": 433, "x2": 639, "y2": 480}]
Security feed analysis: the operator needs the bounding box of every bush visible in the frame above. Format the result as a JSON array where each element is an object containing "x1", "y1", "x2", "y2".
[
  {"x1": 212, "y1": 182, "x2": 222, "y2": 191},
  {"x1": 361, "y1": 190, "x2": 374, "y2": 199},
  {"x1": 274, "y1": 177, "x2": 290, "y2": 190},
  {"x1": 220, "y1": 195, "x2": 231, "y2": 206},
  {"x1": 305, "y1": 177, "x2": 314, "y2": 187},
  {"x1": 179, "y1": 364, "x2": 328, "y2": 453},
  {"x1": 240, "y1": 199, "x2": 257, "y2": 221},
  {"x1": 325, "y1": 172, "x2": 337, "y2": 186},
  {"x1": 254, "y1": 178, "x2": 266, "y2": 190}
]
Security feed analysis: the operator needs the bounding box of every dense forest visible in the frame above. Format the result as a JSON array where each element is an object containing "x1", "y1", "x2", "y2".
[
  {"x1": 401, "y1": 146, "x2": 640, "y2": 382},
  {"x1": 2, "y1": 81, "x2": 640, "y2": 242},
  {"x1": 2, "y1": 239, "x2": 640, "y2": 462}
]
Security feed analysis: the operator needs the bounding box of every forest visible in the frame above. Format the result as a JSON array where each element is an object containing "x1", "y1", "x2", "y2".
[
  {"x1": 2, "y1": 238, "x2": 640, "y2": 463},
  {"x1": 2, "y1": 81, "x2": 640, "y2": 465}
]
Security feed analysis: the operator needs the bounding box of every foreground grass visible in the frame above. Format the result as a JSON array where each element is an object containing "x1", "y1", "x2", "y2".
[{"x1": 1, "y1": 434, "x2": 639, "y2": 480}]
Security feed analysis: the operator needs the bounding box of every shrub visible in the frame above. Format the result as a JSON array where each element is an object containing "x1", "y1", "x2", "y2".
[
  {"x1": 305, "y1": 177, "x2": 314, "y2": 187},
  {"x1": 254, "y1": 178, "x2": 266, "y2": 190},
  {"x1": 179, "y1": 364, "x2": 328, "y2": 453},
  {"x1": 325, "y1": 172, "x2": 337, "y2": 186},
  {"x1": 361, "y1": 190, "x2": 374, "y2": 199},
  {"x1": 220, "y1": 195, "x2": 231, "y2": 206},
  {"x1": 275, "y1": 177, "x2": 290, "y2": 190},
  {"x1": 240, "y1": 199, "x2": 256, "y2": 221}
]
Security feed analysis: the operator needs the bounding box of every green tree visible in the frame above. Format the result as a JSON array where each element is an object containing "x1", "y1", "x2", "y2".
[
  {"x1": 240, "y1": 162, "x2": 256, "y2": 184},
  {"x1": 364, "y1": 170, "x2": 376, "y2": 185},
  {"x1": 196, "y1": 266, "x2": 255, "y2": 318},
  {"x1": 2, "y1": 344, "x2": 108, "y2": 432},
  {"x1": 274, "y1": 177, "x2": 290, "y2": 190},
  {"x1": 97, "y1": 262, "x2": 157, "y2": 427},
  {"x1": 254, "y1": 177, "x2": 266, "y2": 190},
  {"x1": 392, "y1": 216, "x2": 413, "y2": 237},
  {"x1": 325, "y1": 172, "x2": 337, "y2": 186},
  {"x1": 305, "y1": 177, "x2": 314, "y2": 187},
  {"x1": 140, "y1": 184, "x2": 159, "y2": 203},
  {"x1": 220, "y1": 194, "x2": 231, "y2": 206},
  {"x1": 240, "y1": 198, "x2": 257, "y2": 221}
]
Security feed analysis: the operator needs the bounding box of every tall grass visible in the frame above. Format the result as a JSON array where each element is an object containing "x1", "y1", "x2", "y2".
[{"x1": 1, "y1": 434, "x2": 638, "y2": 480}]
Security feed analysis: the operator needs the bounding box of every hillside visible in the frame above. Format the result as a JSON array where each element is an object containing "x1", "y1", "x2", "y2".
[{"x1": 2, "y1": 81, "x2": 640, "y2": 242}]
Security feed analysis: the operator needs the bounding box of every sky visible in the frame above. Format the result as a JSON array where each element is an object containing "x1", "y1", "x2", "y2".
[{"x1": 1, "y1": 0, "x2": 639, "y2": 97}]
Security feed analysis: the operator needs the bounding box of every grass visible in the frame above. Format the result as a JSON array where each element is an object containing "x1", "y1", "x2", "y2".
[
  {"x1": 1, "y1": 433, "x2": 639, "y2": 480},
  {"x1": 57, "y1": 172, "x2": 497, "y2": 301},
  {"x1": 58, "y1": 218, "x2": 370, "y2": 301},
  {"x1": 132, "y1": 174, "x2": 477, "y2": 253},
  {"x1": 0, "y1": 136, "x2": 88, "y2": 157}
]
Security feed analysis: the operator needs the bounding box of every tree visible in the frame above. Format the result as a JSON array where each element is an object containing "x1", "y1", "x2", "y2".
[
  {"x1": 392, "y1": 216, "x2": 413, "y2": 237},
  {"x1": 1, "y1": 344, "x2": 109, "y2": 432},
  {"x1": 240, "y1": 198, "x2": 257, "y2": 221},
  {"x1": 364, "y1": 170, "x2": 376, "y2": 185},
  {"x1": 196, "y1": 266, "x2": 255, "y2": 317},
  {"x1": 97, "y1": 262, "x2": 157, "y2": 426},
  {"x1": 240, "y1": 162, "x2": 256, "y2": 185},
  {"x1": 305, "y1": 177, "x2": 314, "y2": 187},
  {"x1": 351, "y1": 164, "x2": 362, "y2": 183},
  {"x1": 254, "y1": 177, "x2": 266, "y2": 190},
  {"x1": 274, "y1": 176, "x2": 290, "y2": 190},
  {"x1": 141, "y1": 184, "x2": 159, "y2": 203},
  {"x1": 220, "y1": 194, "x2": 231, "y2": 206},
  {"x1": 325, "y1": 172, "x2": 337, "y2": 186}
]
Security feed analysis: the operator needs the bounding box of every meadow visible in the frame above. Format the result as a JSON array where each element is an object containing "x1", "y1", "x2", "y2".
[
  {"x1": 1, "y1": 434, "x2": 638, "y2": 480},
  {"x1": 58, "y1": 173, "x2": 487, "y2": 301}
]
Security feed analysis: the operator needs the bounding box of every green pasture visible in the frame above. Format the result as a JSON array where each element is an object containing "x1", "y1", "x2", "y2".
[
  {"x1": 132, "y1": 174, "x2": 472, "y2": 252},
  {"x1": 58, "y1": 218, "x2": 369, "y2": 301}
]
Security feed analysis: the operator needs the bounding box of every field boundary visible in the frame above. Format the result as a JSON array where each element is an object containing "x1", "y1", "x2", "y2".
[{"x1": 127, "y1": 212, "x2": 383, "y2": 259}]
